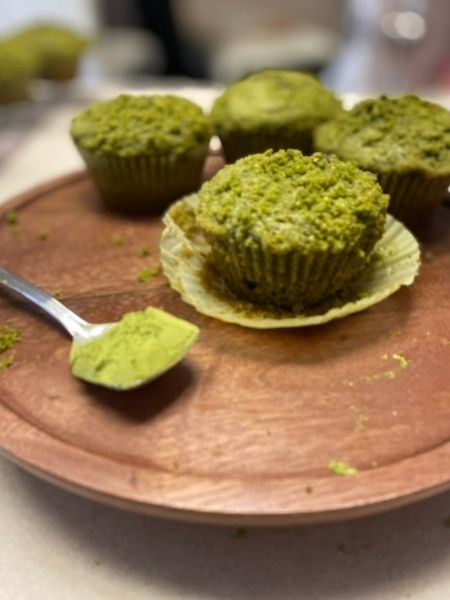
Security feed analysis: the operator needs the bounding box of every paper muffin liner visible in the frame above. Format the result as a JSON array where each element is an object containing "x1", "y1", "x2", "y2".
[
  {"x1": 219, "y1": 130, "x2": 313, "y2": 163},
  {"x1": 41, "y1": 56, "x2": 80, "y2": 80},
  {"x1": 378, "y1": 172, "x2": 450, "y2": 225},
  {"x1": 160, "y1": 195, "x2": 420, "y2": 329},
  {"x1": 204, "y1": 237, "x2": 377, "y2": 309},
  {"x1": 76, "y1": 144, "x2": 209, "y2": 213}
]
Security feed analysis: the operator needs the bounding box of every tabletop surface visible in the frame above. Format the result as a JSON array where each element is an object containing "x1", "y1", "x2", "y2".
[{"x1": 1, "y1": 85, "x2": 450, "y2": 600}]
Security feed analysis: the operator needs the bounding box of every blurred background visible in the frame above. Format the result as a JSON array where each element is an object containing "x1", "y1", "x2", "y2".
[
  {"x1": 1, "y1": 0, "x2": 449, "y2": 92},
  {"x1": 0, "y1": 0, "x2": 449, "y2": 184}
]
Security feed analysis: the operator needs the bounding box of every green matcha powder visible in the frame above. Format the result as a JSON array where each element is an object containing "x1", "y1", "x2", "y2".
[{"x1": 70, "y1": 307, "x2": 199, "y2": 389}]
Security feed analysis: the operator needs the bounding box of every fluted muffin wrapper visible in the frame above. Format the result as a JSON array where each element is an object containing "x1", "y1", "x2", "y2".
[
  {"x1": 160, "y1": 194, "x2": 420, "y2": 329},
  {"x1": 205, "y1": 238, "x2": 374, "y2": 309},
  {"x1": 75, "y1": 144, "x2": 209, "y2": 213},
  {"x1": 378, "y1": 172, "x2": 450, "y2": 225},
  {"x1": 219, "y1": 130, "x2": 313, "y2": 163},
  {"x1": 40, "y1": 55, "x2": 80, "y2": 80}
]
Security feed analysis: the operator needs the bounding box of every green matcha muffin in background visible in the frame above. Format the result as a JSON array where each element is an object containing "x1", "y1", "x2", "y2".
[
  {"x1": 196, "y1": 149, "x2": 388, "y2": 308},
  {"x1": 314, "y1": 95, "x2": 450, "y2": 225},
  {"x1": 71, "y1": 94, "x2": 211, "y2": 212},
  {"x1": 0, "y1": 39, "x2": 38, "y2": 103},
  {"x1": 210, "y1": 69, "x2": 342, "y2": 163},
  {"x1": 13, "y1": 23, "x2": 88, "y2": 81}
]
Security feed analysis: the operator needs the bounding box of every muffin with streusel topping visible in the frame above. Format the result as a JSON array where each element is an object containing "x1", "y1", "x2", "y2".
[
  {"x1": 210, "y1": 70, "x2": 342, "y2": 162},
  {"x1": 314, "y1": 95, "x2": 450, "y2": 224},
  {"x1": 196, "y1": 149, "x2": 388, "y2": 308},
  {"x1": 71, "y1": 94, "x2": 211, "y2": 212}
]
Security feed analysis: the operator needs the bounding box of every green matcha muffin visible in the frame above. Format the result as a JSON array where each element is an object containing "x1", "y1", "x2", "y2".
[
  {"x1": 196, "y1": 149, "x2": 388, "y2": 308},
  {"x1": 314, "y1": 95, "x2": 450, "y2": 224},
  {"x1": 0, "y1": 39, "x2": 38, "y2": 103},
  {"x1": 13, "y1": 23, "x2": 88, "y2": 81},
  {"x1": 71, "y1": 94, "x2": 211, "y2": 212},
  {"x1": 210, "y1": 70, "x2": 342, "y2": 162}
]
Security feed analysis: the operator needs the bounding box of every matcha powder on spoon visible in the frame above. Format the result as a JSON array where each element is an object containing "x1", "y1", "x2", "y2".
[{"x1": 69, "y1": 307, "x2": 199, "y2": 389}]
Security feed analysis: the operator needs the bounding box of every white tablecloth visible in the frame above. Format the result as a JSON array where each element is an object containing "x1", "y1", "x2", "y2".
[{"x1": 1, "y1": 91, "x2": 450, "y2": 600}]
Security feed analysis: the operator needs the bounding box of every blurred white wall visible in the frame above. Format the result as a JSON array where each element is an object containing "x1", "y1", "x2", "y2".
[
  {"x1": 0, "y1": 0, "x2": 97, "y2": 35},
  {"x1": 173, "y1": 0, "x2": 345, "y2": 81}
]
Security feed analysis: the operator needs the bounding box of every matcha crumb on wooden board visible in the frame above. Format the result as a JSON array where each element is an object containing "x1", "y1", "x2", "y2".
[
  {"x1": 0, "y1": 325, "x2": 21, "y2": 370},
  {"x1": 137, "y1": 266, "x2": 160, "y2": 283},
  {"x1": 328, "y1": 460, "x2": 358, "y2": 476}
]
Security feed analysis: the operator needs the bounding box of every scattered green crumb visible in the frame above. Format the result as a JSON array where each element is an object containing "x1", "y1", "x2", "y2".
[
  {"x1": 445, "y1": 516, "x2": 450, "y2": 528},
  {"x1": 383, "y1": 370, "x2": 396, "y2": 379},
  {"x1": 137, "y1": 266, "x2": 160, "y2": 283},
  {"x1": 9, "y1": 225, "x2": 20, "y2": 237},
  {"x1": 233, "y1": 527, "x2": 247, "y2": 539},
  {"x1": 362, "y1": 369, "x2": 397, "y2": 383},
  {"x1": 138, "y1": 246, "x2": 150, "y2": 257},
  {"x1": 328, "y1": 459, "x2": 358, "y2": 476},
  {"x1": 361, "y1": 353, "x2": 408, "y2": 384},
  {"x1": 5, "y1": 210, "x2": 18, "y2": 225},
  {"x1": 305, "y1": 485, "x2": 314, "y2": 494},
  {"x1": 424, "y1": 250, "x2": 434, "y2": 261},
  {"x1": 0, "y1": 353, "x2": 15, "y2": 369},
  {"x1": 112, "y1": 234, "x2": 125, "y2": 247},
  {"x1": 54, "y1": 289, "x2": 64, "y2": 298},
  {"x1": 0, "y1": 325, "x2": 21, "y2": 353},
  {"x1": 354, "y1": 414, "x2": 369, "y2": 432},
  {"x1": 392, "y1": 352, "x2": 408, "y2": 368},
  {"x1": 37, "y1": 231, "x2": 48, "y2": 241}
]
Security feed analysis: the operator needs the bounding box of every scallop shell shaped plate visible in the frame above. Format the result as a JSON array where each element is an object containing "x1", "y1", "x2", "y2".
[{"x1": 160, "y1": 194, "x2": 420, "y2": 329}]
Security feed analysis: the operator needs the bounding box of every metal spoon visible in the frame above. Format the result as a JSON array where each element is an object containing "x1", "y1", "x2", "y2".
[{"x1": 0, "y1": 266, "x2": 198, "y2": 391}]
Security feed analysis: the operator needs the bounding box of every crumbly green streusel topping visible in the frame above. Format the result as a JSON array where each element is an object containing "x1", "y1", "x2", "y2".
[
  {"x1": 197, "y1": 149, "x2": 388, "y2": 253},
  {"x1": 314, "y1": 95, "x2": 450, "y2": 176},
  {"x1": 210, "y1": 70, "x2": 342, "y2": 135},
  {"x1": 13, "y1": 23, "x2": 88, "y2": 58},
  {"x1": 70, "y1": 94, "x2": 211, "y2": 157}
]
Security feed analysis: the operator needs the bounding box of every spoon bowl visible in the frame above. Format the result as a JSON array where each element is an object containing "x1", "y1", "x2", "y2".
[{"x1": 0, "y1": 267, "x2": 199, "y2": 391}]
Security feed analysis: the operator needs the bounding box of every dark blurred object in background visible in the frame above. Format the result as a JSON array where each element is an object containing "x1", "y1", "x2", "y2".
[
  {"x1": 1, "y1": 0, "x2": 450, "y2": 92},
  {"x1": 137, "y1": 0, "x2": 207, "y2": 78},
  {"x1": 97, "y1": 0, "x2": 345, "y2": 82}
]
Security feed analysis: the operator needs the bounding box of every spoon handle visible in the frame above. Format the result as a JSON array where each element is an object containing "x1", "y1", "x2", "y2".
[{"x1": 0, "y1": 267, "x2": 88, "y2": 338}]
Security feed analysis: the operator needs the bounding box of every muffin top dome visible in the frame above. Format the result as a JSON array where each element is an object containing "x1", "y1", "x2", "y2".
[
  {"x1": 70, "y1": 94, "x2": 211, "y2": 157},
  {"x1": 197, "y1": 149, "x2": 388, "y2": 254},
  {"x1": 314, "y1": 95, "x2": 450, "y2": 176},
  {"x1": 13, "y1": 23, "x2": 88, "y2": 59},
  {"x1": 210, "y1": 70, "x2": 342, "y2": 135}
]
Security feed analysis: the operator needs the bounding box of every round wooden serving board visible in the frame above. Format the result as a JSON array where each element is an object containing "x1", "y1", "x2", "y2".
[{"x1": 0, "y1": 157, "x2": 450, "y2": 526}]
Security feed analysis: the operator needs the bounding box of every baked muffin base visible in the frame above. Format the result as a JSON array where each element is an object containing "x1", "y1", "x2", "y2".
[
  {"x1": 379, "y1": 172, "x2": 450, "y2": 225},
  {"x1": 76, "y1": 145, "x2": 209, "y2": 213},
  {"x1": 219, "y1": 130, "x2": 313, "y2": 163}
]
